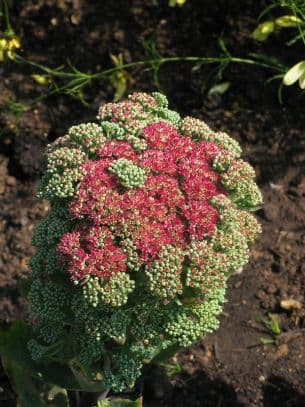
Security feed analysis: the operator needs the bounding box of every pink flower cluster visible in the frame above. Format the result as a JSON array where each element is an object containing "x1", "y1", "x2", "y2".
[
  {"x1": 58, "y1": 225, "x2": 127, "y2": 281},
  {"x1": 58, "y1": 122, "x2": 224, "y2": 283}
]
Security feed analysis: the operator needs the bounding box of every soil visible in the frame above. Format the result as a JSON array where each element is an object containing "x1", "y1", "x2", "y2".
[{"x1": 1, "y1": 0, "x2": 305, "y2": 406}]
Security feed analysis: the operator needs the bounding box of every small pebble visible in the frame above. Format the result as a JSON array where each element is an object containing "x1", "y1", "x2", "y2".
[
  {"x1": 6, "y1": 176, "x2": 16, "y2": 187},
  {"x1": 280, "y1": 299, "x2": 302, "y2": 310}
]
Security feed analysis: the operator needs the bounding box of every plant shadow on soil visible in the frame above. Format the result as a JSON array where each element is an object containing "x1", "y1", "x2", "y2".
[
  {"x1": 263, "y1": 376, "x2": 305, "y2": 407},
  {"x1": 141, "y1": 368, "x2": 305, "y2": 407},
  {"x1": 142, "y1": 365, "x2": 243, "y2": 407}
]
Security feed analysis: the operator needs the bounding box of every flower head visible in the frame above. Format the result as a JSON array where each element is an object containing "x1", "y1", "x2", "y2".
[
  {"x1": 0, "y1": 33, "x2": 20, "y2": 61},
  {"x1": 28, "y1": 92, "x2": 262, "y2": 391}
]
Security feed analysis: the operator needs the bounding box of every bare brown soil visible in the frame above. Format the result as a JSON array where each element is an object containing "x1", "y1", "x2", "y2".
[{"x1": 1, "y1": 1, "x2": 305, "y2": 406}]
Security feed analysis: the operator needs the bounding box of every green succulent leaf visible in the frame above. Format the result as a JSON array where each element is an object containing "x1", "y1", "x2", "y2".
[
  {"x1": 152, "y1": 343, "x2": 182, "y2": 364},
  {"x1": 0, "y1": 322, "x2": 69, "y2": 406},
  {"x1": 0, "y1": 321, "x2": 109, "y2": 395},
  {"x1": 48, "y1": 386, "x2": 69, "y2": 407},
  {"x1": 0, "y1": 321, "x2": 43, "y2": 406},
  {"x1": 97, "y1": 397, "x2": 142, "y2": 407}
]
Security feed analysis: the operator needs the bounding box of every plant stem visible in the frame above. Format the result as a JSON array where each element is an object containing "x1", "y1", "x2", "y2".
[
  {"x1": 2, "y1": 0, "x2": 13, "y2": 34},
  {"x1": 13, "y1": 52, "x2": 287, "y2": 104},
  {"x1": 90, "y1": 55, "x2": 285, "y2": 80},
  {"x1": 96, "y1": 355, "x2": 111, "y2": 402},
  {"x1": 97, "y1": 388, "x2": 111, "y2": 401}
]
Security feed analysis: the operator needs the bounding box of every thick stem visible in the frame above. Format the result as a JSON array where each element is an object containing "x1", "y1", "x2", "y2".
[
  {"x1": 94, "y1": 354, "x2": 111, "y2": 403},
  {"x1": 97, "y1": 388, "x2": 111, "y2": 401}
]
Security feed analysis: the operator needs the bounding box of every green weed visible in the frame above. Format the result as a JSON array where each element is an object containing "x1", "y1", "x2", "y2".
[
  {"x1": 2, "y1": 98, "x2": 27, "y2": 117},
  {"x1": 257, "y1": 313, "x2": 282, "y2": 345}
]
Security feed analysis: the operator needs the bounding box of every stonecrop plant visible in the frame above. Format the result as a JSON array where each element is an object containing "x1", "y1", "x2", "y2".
[{"x1": 27, "y1": 92, "x2": 262, "y2": 393}]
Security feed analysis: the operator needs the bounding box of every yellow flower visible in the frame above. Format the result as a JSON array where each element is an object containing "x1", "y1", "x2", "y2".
[
  {"x1": 7, "y1": 36, "x2": 20, "y2": 50},
  {"x1": 0, "y1": 38, "x2": 7, "y2": 61},
  {"x1": 0, "y1": 34, "x2": 20, "y2": 61}
]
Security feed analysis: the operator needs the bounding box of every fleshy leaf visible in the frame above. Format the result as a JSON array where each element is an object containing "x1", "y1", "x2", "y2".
[
  {"x1": 97, "y1": 397, "x2": 142, "y2": 407},
  {"x1": 48, "y1": 385, "x2": 69, "y2": 407},
  {"x1": 0, "y1": 321, "x2": 109, "y2": 394},
  {"x1": 152, "y1": 343, "x2": 182, "y2": 364},
  {"x1": 0, "y1": 321, "x2": 44, "y2": 406}
]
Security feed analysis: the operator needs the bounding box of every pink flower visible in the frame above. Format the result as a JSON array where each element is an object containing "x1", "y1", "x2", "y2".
[
  {"x1": 58, "y1": 120, "x2": 224, "y2": 284},
  {"x1": 142, "y1": 122, "x2": 181, "y2": 149}
]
